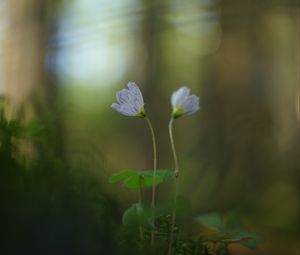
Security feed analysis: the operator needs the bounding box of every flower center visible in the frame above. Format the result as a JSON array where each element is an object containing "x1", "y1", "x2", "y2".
[
  {"x1": 172, "y1": 107, "x2": 184, "y2": 118},
  {"x1": 135, "y1": 106, "x2": 146, "y2": 118}
]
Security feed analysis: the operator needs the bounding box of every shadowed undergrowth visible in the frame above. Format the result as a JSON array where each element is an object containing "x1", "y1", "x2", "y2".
[{"x1": 0, "y1": 109, "x2": 119, "y2": 255}]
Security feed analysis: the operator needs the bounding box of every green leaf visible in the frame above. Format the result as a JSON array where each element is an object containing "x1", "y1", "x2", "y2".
[
  {"x1": 236, "y1": 231, "x2": 264, "y2": 250},
  {"x1": 223, "y1": 212, "x2": 263, "y2": 249},
  {"x1": 195, "y1": 212, "x2": 224, "y2": 231},
  {"x1": 195, "y1": 211, "x2": 264, "y2": 250},
  {"x1": 136, "y1": 169, "x2": 173, "y2": 188},
  {"x1": 122, "y1": 203, "x2": 150, "y2": 228},
  {"x1": 109, "y1": 169, "x2": 173, "y2": 189},
  {"x1": 153, "y1": 170, "x2": 174, "y2": 180},
  {"x1": 124, "y1": 173, "x2": 163, "y2": 189},
  {"x1": 109, "y1": 170, "x2": 138, "y2": 184},
  {"x1": 123, "y1": 175, "x2": 139, "y2": 189}
]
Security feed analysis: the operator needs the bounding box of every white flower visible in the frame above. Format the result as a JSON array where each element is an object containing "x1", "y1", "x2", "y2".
[
  {"x1": 111, "y1": 82, "x2": 146, "y2": 118},
  {"x1": 171, "y1": 86, "x2": 200, "y2": 118}
]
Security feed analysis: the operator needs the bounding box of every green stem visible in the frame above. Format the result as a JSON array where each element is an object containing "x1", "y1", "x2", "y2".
[
  {"x1": 167, "y1": 117, "x2": 179, "y2": 255},
  {"x1": 145, "y1": 117, "x2": 157, "y2": 246},
  {"x1": 168, "y1": 118, "x2": 179, "y2": 176}
]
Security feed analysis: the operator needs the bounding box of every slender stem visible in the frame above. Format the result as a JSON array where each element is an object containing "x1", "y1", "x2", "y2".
[
  {"x1": 168, "y1": 118, "x2": 179, "y2": 175},
  {"x1": 167, "y1": 117, "x2": 179, "y2": 255},
  {"x1": 145, "y1": 116, "x2": 157, "y2": 246}
]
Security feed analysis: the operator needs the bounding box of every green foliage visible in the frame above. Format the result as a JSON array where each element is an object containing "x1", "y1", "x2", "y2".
[
  {"x1": 195, "y1": 212, "x2": 263, "y2": 250},
  {"x1": 195, "y1": 212, "x2": 223, "y2": 231},
  {"x1": 1, "y1": 109, "x2": 265, "y2": 254},
  {"x1": 122, "y1": 203, "x2": 151, "y2": 228},
  {"x1": 0, "y1": 110, "x2": 118, "y2": 255},
  {"x1": 0, "y1": 109, "x2": 23, "y2": 159},
  {"x1": 109, "y1": 169, "x2": 174, "y2": 189},
  {"x1": 109, "y1": 168, "x2": 263, "y2": 253},
  {"x1": 25, "y1": 119, "x2": 47, "y2": 141},
  {"x1": 109, "y1": 170, "x2": 137, "y2": 184}
]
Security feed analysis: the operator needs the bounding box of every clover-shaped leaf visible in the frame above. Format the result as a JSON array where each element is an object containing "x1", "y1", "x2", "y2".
[
  {"x1": 109, "y1": 169, "x2": 173, "y2": 189},
  {"x1": 109, "y1": 170, "x2": 137, "y2": 184}
]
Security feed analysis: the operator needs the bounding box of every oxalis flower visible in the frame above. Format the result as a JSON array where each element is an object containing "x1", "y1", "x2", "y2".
[
  {"x1": 171, "y1": 86, "x2": 200, "y2": 118},
  {"x1": 111, "y1": 82, "x2": 146, "y2": 118}
]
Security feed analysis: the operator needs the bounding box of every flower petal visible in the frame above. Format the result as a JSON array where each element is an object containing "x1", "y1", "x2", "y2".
[
  {"x1": 112, "y1": 102, "x2": 136, "y2": 116},
  {"x1": 111, "y1": 103, "x2": 121, "y2": 111},
  {"x1": 131, "y1": 98, "x2": 143, "y2": 113},
  {"x1": 127, "y1": 82, "x2": 144, "y2": 105},
  {"x1": 116, "y1": 89, "x2": 131, "y2": 104},
  {"x1": 182, "y1": 95, "x2": 200, "y2": 115},
  {"x1": 171, "y1": 86, "x2": 190, "y2": 107},
  {"x1": 119, "y1": 103, "x2": 138, "y2": 116},
  {"x1": 112, "y1": 82, "x2": 146, "y2": 118}
]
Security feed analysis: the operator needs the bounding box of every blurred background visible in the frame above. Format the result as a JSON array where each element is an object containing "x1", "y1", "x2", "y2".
[{"x1": 0, "y1": 0, "x2": 299, "y2": 254}]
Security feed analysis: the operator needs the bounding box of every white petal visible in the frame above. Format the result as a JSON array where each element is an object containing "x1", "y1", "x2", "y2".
[
  {"x1": 112, "y1": 102, "x2": 136, "y2": 116},
  {"x1": 112, "y1": 82, "x2": 146, "y2": 117},
  {"x1": 111, "y1": 103, "x2": 121, "y2": 111},
  {"x1": 127, "y1": 82, "x2": 144, "y2": 105},
  {"x1": 119, "y1": 103, "x2": 137, "y2": 116},
  {"x1": 116, "y1": 89, "x2": 130, "y2": 104},
  {"x1": 182, "y1": 95, "x2": 200, "y2": 115},
  {"x1": 131, "y1": 97, "x2": 143, "y2": 113},
  {"x1": 171, "y1": 86, "x2": 190, "y2": 107}
]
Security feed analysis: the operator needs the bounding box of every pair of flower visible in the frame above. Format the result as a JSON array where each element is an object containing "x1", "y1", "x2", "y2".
[{"x1": 111, "y1": 82, "x2": 200, "y2": 118}]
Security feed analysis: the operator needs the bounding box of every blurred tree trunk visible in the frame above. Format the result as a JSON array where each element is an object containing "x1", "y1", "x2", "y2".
[
  {"x1": 140, "y1": 0, "x2": 170, "y2": 167},
  {"x1": 2, "y1": 0, "x2": 64, "y2": 159},
  {"x1": 4, "y1": 0, "x2": 46, "y2": 115},
  {"x1": 196, "y1": 0, "x2": 299, "y2": 210}
]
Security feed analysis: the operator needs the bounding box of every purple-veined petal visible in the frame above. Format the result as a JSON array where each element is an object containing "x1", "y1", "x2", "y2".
[
  {"x1": 182, "y1": 95, "x2": 200, "y2": 115},
  {"x1": 130, "y1": 97, "x2": 143, "y2": 113},
  {"x1": 112, "y1": 102, "x2": 136, "y2": 116},
  {"x1": 119, "y1": 103, "x2": 137, "y2": 116},
  {"x1": 112, "y1": 82, "x2": 146, "y2": 118},
  {"x1": 127, "y1": 82, "x2": 144, "y2": 105},
  {"x1": 171, "y1": 86, "x2": 190, "y2": 107},
  {"x1": 124, "y1": 91, "x2": 141, "y2": 113},
  {"x1": 116, "y1": 89, "x2": 131, "y2": 104}
]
